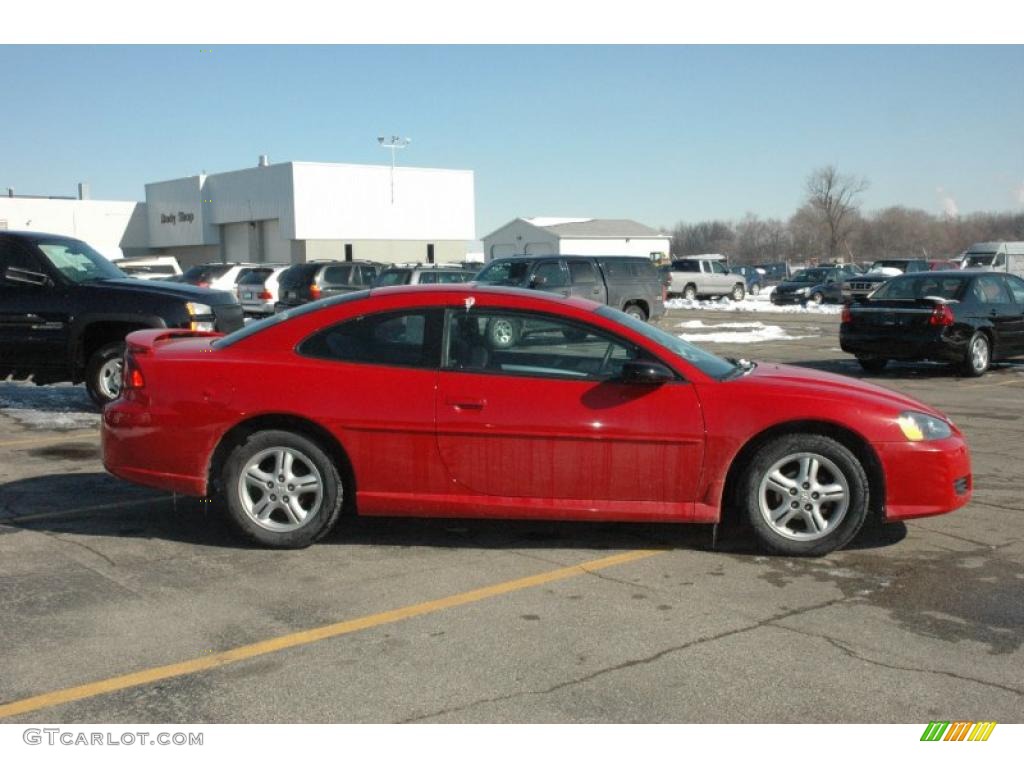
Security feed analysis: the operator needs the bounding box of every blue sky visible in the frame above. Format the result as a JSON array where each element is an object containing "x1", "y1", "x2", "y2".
[{"x1": 2, "y1": 45, "x2": 1022, "y2": 236}]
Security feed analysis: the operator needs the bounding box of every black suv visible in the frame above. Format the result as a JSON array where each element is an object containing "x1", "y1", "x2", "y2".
[
  {"x1": 275, "y1": 260, "x2": 383, "y2": 311},
  {"x1": 474, "y1": 255, "x2": 665, "y2": 321},
  {"x1": 0, "y1": 231, "x2": 243, "y2": 405}
]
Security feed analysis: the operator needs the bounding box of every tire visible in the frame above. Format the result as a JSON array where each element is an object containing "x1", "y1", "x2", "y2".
[
  {"x1": 750, "y1": 283, "x2": 761, "y2": 296},
  {"x1": 742, "y1": 434, "x2": 869, "y2": 556},
  {"x1": 222, "y1": 430, "x2": 343, "y2": 548},
  {"x1": 682, "y1": 284, "x2": 698, "y2": 301},
  {"x1": 856, "y1": 356, "x2": 888, "y2": 373},
  {"x1": 962, "y1": 332, "x2": 990, "y2": 377},
  {"x1": 486, "y1": 317, "x2": 519, "y2": 349},
  {"x1": 731, "y1": 284, "x2": 746, "y2": 302},
  {"x1": 623, "y1": 303, "x2": 648, "y2": 322},
  {"x1": 809, "y1": 292, "x2": 824, "y2": 305},
  {"x1": 85, "y1": 341, "x2": 126, "y2": 407}
]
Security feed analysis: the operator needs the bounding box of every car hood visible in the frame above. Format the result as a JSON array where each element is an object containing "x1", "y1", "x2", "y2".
[
  {"x1": 737, "y1": 362, "x2": 944, "y2": 417},
  {"x1": 79, "y1": 278, "x2": 237, "y2": 305}
]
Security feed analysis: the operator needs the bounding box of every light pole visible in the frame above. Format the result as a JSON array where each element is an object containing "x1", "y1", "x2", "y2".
[{"x1": 377, "y1": 135, "x2": 411, "y2": 204}]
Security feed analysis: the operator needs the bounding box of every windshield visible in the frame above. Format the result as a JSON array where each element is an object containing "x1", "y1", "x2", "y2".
[
  {"x1": 963, "y1": 253, "x2": 996, "y2": 267},
  {"x1": 595, "y1": 306, "x2": 737, "y2": 379},
  {"x1": 475, "y1": 261, "x2": 531, "y2": 287},
  {"x1": 182, "y1": 264, "x2": 232, "y2": 284},
  {"x1": 35, "y1": 240, "x2": 125, "y2": 283},
  {"x1": 871, "y1": 275, "x2": 967, "y2": 301},
  {"x1": 790, "y1": 269, "x2": 829, "y2": 283}
]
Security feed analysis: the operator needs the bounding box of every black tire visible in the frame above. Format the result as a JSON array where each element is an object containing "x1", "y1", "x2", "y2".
[
  {"x1": 486, "y1": 317, "x2": 520, "y2": 349},
  {"x1": 222, "y1": 430, "x2": 343, "y2": 548},
  {"x1": 741, "y1": 434, "x2": 869, "y2": 557},
  {"x1": 961, "y1": 332, "x2": 990, "y2": 377},
  {"x1": 85, "y1": 341, "x2": 126, "y2": 407},
  {"x1": 623, "y1": 303, "x2": 648, "y2": 321},
  {"x1": 750, "y1": 283, "x2": 761, "y2": 296},
  {"x1": 731, "y1": 284, "x2": 746, "y2": 302},
  {"x1": 856, "y1": 356, "x2": 888, "y2": 373},
  {"x1": 809, "y1": 291, "x2": 824, "y2": 305},
  {"x1": 682, "y1": 284, "x2": 698, "y2": 301}
]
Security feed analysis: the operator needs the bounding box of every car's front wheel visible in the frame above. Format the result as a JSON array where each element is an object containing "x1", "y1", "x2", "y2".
[
  {"x1": 750, "y1": 283, "x2": 761, "y2": 296},
  {"x1": 85, "y1": 341, "x2": 125, "y2": 407},
  {"x1": 682, "y1": 284, "x2": 697, "y2": 301},
  {"x1": 731, "y1": 284, "x2": 746, "y2": 302},
  {"x1": 222, "y1": 430, "x2": 343, "y2": 548},
  {"x1": 623, "y1": 303, "x2": 648, "y2": 321},
  {"x1": 962, "y1": 332, "x2": 990, "y2": 377},
  {"x1": 808, "y1": 291, "x2": 824, "y2": 305},
  {"x1": 742, "y1": 434, "x2": 869, "y2": 556}
]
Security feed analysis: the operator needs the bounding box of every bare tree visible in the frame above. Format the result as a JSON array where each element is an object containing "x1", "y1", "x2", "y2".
[{"x1": 805, "y1": 165, "x2": 869, "y2": 261}]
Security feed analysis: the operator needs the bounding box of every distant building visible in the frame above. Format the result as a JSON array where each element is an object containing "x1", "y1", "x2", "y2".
[{"x1": 482, "y1": 217, "x2": 671, "y2": 262}]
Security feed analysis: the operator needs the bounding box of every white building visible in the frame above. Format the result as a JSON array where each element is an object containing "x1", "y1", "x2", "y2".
[
  {"x1": 2, "y1": 158, "x2": 476, "y2": 268},
  {"x1": 483, "y1": 217, "x2": 671, "y2": 262},
  {"x1": 146, "y1": 159, "x2": 475, "y2": 267}
]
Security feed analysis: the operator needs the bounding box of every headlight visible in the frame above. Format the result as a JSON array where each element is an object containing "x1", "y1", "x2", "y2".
[
  {"x1": 186, "y1": 302, "x2": 215, "y2": 332},
  {"x1": 795, "y1": 287, "x2": 810, "y2": 295},
  {"x1": 897, "y1": 411, "x2": 952, "y2": 441}
]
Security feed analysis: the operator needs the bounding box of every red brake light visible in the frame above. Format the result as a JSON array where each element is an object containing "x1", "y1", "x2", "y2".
[
  {"x1": 123, "y1": 355, "x2": 145, "y2": 390},
  {"x1": 259, "y1": 290, "x2": 273, "y2": 300},
  {"x1": 840, "y1": 305, "x2": 851, "y2": 324},
  {"x1": 929, "y1": 304, "x2": 955, "y2": 327},
  {"x1": 198, "y1": 281, "x2": 209, "y2": 288},
  {"x1": 309, "y1": 284, "x2": 322, "y2": 300}
]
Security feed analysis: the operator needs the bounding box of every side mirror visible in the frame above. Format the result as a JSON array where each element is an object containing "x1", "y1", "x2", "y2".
[
  {"x1": 3, "y1": 266, "x2": 53, "y2": 288},
  {"x1": 529, "y1": 275, "x2": 547, "y2": 288},
  {"x1": 620, "y1": 361, "x2": 674, "y2": 385}
]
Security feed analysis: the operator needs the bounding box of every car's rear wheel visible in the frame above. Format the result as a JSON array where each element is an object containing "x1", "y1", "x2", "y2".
[
  {"x1": 731, "y1": 284, "x2": 746, "y2": 302},
  {"x1": 85, "y1": 341, "x2": 125, "y2": 407},
  {"x1": 856, "y1": 356, "x2": 888, "y2": 373},
  {"x1": 742, "y1": 434, "x2": 869, "y2": 556},
  {"x1": 750, "y1": 283, "x2": 761, "y2": 296},
  {"x1": 623, "y1": 303, "x2": 648, "y2": 321},
  {"x1": 682, "y1": 284, "x2": 697, "y2": 301},
  {"x1": 962, "y1": 332, "x2": 990, "y2": 377},
  {"x1": 223, "y1": 430, "x2": 343, "y2": 548}
]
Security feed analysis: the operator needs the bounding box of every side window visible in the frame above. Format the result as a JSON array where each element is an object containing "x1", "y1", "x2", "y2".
[
  {"x1": 568, "y1": 259, "x2": 598, "y2": 284},
  {"x1": 0, "y1": 242, "x2": 46, "y2": 284},
  {"x1": 417, "y1": 272, "x2": 439, "y2": 284},
  {"x1": 1003, "y1": 275, "x2": 1024, "y2": 304},
  {"x1": 710, "y1": 261, "x2": 728, "y2": 274},
  {"x1": 299, "y1": 309, "x2": 440, "y2": 369},
  {"x1": 993, "y1": 253, "x2": 1005, "y2": 268},
  {"x1": 323, "y1": 265, "x2": 353, "y2": 286},
  {"x1": 972, "y1": 275, "x2": 1011, "y2": 305},
  {"x1": 444, "y1": 310, "x2": 642, "y2": 381},
  {"x1": 532, "y1": 261, "x2": 568, "y2": 288}
]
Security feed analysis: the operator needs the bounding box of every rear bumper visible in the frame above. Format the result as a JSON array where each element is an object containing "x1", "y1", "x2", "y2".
[
  {"x1": 840, "y1": 328, "x2": 965, "y2": 362},
  {"x1": 877, "y1": 436, "x2": 972, "y2": 520},
  {"x1": 770, "y1": 293, "x2": 806, "y2": 305}
]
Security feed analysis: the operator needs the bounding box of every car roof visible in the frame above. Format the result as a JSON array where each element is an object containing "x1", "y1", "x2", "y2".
[{"x1": 368, "y1": 283, "x2": 602, "y2": 312}]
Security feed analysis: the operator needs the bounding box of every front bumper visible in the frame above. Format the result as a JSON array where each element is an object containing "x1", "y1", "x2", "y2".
[{"x1": 876, "y1": 435, "x2": 972, "y2": 520}]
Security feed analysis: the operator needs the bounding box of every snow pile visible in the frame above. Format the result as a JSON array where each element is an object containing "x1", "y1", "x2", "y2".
[
  {"x1": 665, "y1": 294, "x2": 842, "y2": 315},
  {"x1": 0, "y1": 382, "x2": 100, "y2": 431},
  {"x1": 677, "y1": 320, "x2": 813, "y2": 344}
]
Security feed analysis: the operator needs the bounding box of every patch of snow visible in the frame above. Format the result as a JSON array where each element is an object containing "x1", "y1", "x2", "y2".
[
  {"x1": 0, "y1": 382, "x2": 100, "y2": 431},
  {"x1": 677, "y1": 320, "x2": 766, "y2": 329},
  {"x1": 665, "y1": 296, "x2": 842, "y2": 314},
  {"x1": 678, "y1": 325, "x2": 814, "y2": 344}
]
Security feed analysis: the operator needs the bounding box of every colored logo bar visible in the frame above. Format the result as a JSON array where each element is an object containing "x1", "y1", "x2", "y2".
[{"x1": 921, "y1": 721, "x2": 997, "y2": 741}]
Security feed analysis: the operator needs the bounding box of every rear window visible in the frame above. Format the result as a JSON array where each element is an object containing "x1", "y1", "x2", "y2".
[
  {"x1": 374, "y1": 269, "x2": 412, "y2": 287},
  {"x1": 871, "y1": 275, "x2": 967, "y2": 301},
  {"x1": 278, "y1": 263, "x2": 322, "y2": 289},
  {"x1": 182, "y1": 264, "x2": 232, "y2": 283},
  {"x1": 238, "y1": 270, "x2": 272, "y2": 286}
]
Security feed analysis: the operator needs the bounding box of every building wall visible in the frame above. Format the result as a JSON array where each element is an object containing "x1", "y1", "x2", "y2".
[
  {"x1": 0, "y1": 197, "x2": 148, "y2": 260},
  {"x1": 145, "y1": 176, "x2": 216, "y2": 248},
  {"x1": 303, "y1": 239, "x2": 467, "y2": 265},
  {"x1": 482, "y1": 219, "x2": 557, "y2": 261},
  {"x1": 559, "y1": 237, "x2": 671, "y2": 259}
]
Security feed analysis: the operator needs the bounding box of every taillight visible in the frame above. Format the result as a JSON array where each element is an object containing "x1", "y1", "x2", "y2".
[
  {"x1": 929, "y1": 304, "x2": 955, "y2": 327},
  {"x1": 840, "y1": 305, "x2": 851, "y2": 324},
  {"x1": 123, "y1": 355, "x2": 145, "y2": 390},
  {"x1": 259, "y1": 290, "x2": 273, "y2": 300},
  {"x1": 198, "y1": 281, "x2": 209, "y2": 288},
  {"x1": 309, "y1": 284, "x2": 322, "y2": 300}
]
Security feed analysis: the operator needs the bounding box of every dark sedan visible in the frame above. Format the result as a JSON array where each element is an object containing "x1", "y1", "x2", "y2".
[
  {"x1": 840, "y1": 271, "x2": 1024, "y2": 375},
  {"x1": 771, "y1": 267, "x2": 854, "y2": 306}
]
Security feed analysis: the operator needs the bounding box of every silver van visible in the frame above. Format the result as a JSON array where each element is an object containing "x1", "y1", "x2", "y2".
[{"x1": 960, "y1": 242, "x2": 1024, "y2": 277}]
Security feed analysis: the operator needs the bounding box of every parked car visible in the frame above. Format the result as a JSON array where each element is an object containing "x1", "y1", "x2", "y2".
[
  {"x1": 114, "y1": 255, "x2": 183, "y2": 280},
  {"x1": 771, "y1": 266, "x2": 855, "y2": 305},
  {"x1": 0, "y1": 231, "x2": 242, "y2": 405},
  {"x1": 731, "y1": 265, "x2": 766, "y2": 295},
  {"x1": 103, "y1": 285, "x2": 972, "y2": 555},
  {"x1": 179, "y1": 262, "x2": 287, "y2": 293},
  {"x1": 959, "y1": 241, "x2": 1024, "y2": 277},
  {"x1": 274, "y1": 260, "x2": 383, "y2": 312},
  {"x1": 841, "y1": 258, "x2": 930, "y2": 301},
  {"x1": 372, "y1": 264, "x2": 477, "y2": 287},
  {"x1": 753, "y1": 262, "x2": 791, "y2": 286},
  {"x1": 474, "y1": 255, "x2": 665, "y2": 321},
  {"x1": 840, "y1": 270, "x2": 1024, "y2": 376},
  {"x1": 928, "y1": 260, "x2": 961, "y2": 271},
  {"x1": 238, "y1": 266, "x2": 290, "y2": 318},
  {"x1": 669, "y1": 257, "x2": 746, "y2": 301}
]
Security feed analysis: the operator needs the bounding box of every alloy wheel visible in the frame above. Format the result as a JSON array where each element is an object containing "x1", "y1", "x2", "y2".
[
  {"x1": 97, "y1": 358, "x2": 124, "y2": 401},
  {"x1": 238, "y1": 447, "x2": 324, "y2": 532},
  {"x1": 757, "y1": 452, "x2": 850, "y2": 541}
]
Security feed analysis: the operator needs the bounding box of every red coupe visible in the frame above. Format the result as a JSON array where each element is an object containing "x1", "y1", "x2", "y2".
[{"x1": 102, "y1": 285, "x2": 972, "y2": 555}]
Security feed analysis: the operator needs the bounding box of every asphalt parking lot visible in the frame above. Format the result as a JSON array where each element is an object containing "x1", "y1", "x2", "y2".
[{"x1": 1, "y1": 303, "x2": 1022, "y2": 723}]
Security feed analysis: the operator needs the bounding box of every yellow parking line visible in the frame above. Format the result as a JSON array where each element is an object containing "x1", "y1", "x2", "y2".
[
  {"x1": 0, "y1": 432, "x2": 99, "y2": 450},
  {"x1": 0, "y1": 548, "x2": 662, "y2": 719}
]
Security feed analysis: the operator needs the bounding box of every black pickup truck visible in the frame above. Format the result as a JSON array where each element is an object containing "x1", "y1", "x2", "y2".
[{"x1": 0, "y1": 231, "x2": 243, "y2": 406}]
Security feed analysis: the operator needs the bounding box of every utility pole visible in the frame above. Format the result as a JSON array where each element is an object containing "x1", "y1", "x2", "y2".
[{"x1": 377, "y1": 135, "x2": 411, "y2": 204}]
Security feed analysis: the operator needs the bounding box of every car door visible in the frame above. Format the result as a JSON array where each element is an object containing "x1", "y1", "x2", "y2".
[
  {"x1": 435, "y1": 307, "x2": 705, "y2": 516},
  {"x1": 566, "y1": 258, "x2": 607, "y2": 304},
  {"x1": 529, "y1": 259, "x2": 570, "y2": 297},
  {"x1": 0, "y1": 238, "x2": 72, "y2": 377},
  {"x1": 707, "y1": 260, "x2": 734, "y2": 294},
  {"x1": 970, "y1": 274, "x2": 1019, "y2": 354},
  {"x1": 999, "y1": 274, "x2": 1024, "y2": 354}
]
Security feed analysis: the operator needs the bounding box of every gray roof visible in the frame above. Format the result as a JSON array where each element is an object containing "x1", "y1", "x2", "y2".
[{"x1": 529, "y1": 218, "x2": 665, "y2": 238}]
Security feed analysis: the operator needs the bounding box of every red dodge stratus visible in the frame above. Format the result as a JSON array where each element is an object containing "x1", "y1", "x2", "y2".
[{"x1": 102, "y1": 285, "x2": 972, "y2": 556}]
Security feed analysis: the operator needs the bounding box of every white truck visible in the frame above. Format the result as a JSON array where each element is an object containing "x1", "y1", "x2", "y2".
[
  {"x1": 669, "y1": 255, "x2": 747, "y2": 301},
  {"x1": 960, "y1": 242, "x2": 1024, "y2": 277}
]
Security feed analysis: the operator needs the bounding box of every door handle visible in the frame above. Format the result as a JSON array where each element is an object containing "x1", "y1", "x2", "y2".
[
  {"x1": 446, "y1": 396, "x2": 486, "y2": 411},
  {"x1": 591, "y1": 288, "x2": 601, "y2": 295}
]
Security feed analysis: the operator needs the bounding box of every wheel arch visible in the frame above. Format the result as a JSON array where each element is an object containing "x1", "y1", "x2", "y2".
[
  {"x1": 73, "y1": 315, "x2": 166, "y2": 378},
  {"x1": 621, "y1": 298, "x2": 650, "y2": 316},
  {"x1": 207, "y1": 414, "x2": 356, "y2": 514},
  {"x1": 719, "y1": 419, "x2": 886, "y2": 526}
]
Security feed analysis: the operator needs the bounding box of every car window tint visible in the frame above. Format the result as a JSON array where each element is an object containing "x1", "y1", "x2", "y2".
[
  {"x1": 1005, "y1": 275, "x2": 1024, "y2": 304},
  {"x1": 671, "y1": 261, "x2": 698, "y2": 272},
  {"x1": 323, "y1": 265, "x2": 354, "y2": 285},
  {"x1": 568, "y1": 260, "x2": 598, "y2": 284},
  {"x1": 972, "y1": 275, "x2": 1011, "y2": 305},
  {"x1": 710, "y1": 261, "x2": 728, "y2": 274},
  {"x1": 0, "y1": 240, "x2": 40, "y2": 274},
  {"x1": 533, "y1": 261, "x2": 567, "y2": 287},
  {"x1": 437, "y1": 271, "x2": 472, "y2": 283},
  {"x1": 416, "y1": 272, "x2": 439, "y2": 284},
  {"x1": 299, "y1": 309, "x2": 439, "y2": 368},
  {"x1": 444, "y1": 310, "x2": 642, "y2": 381}
]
